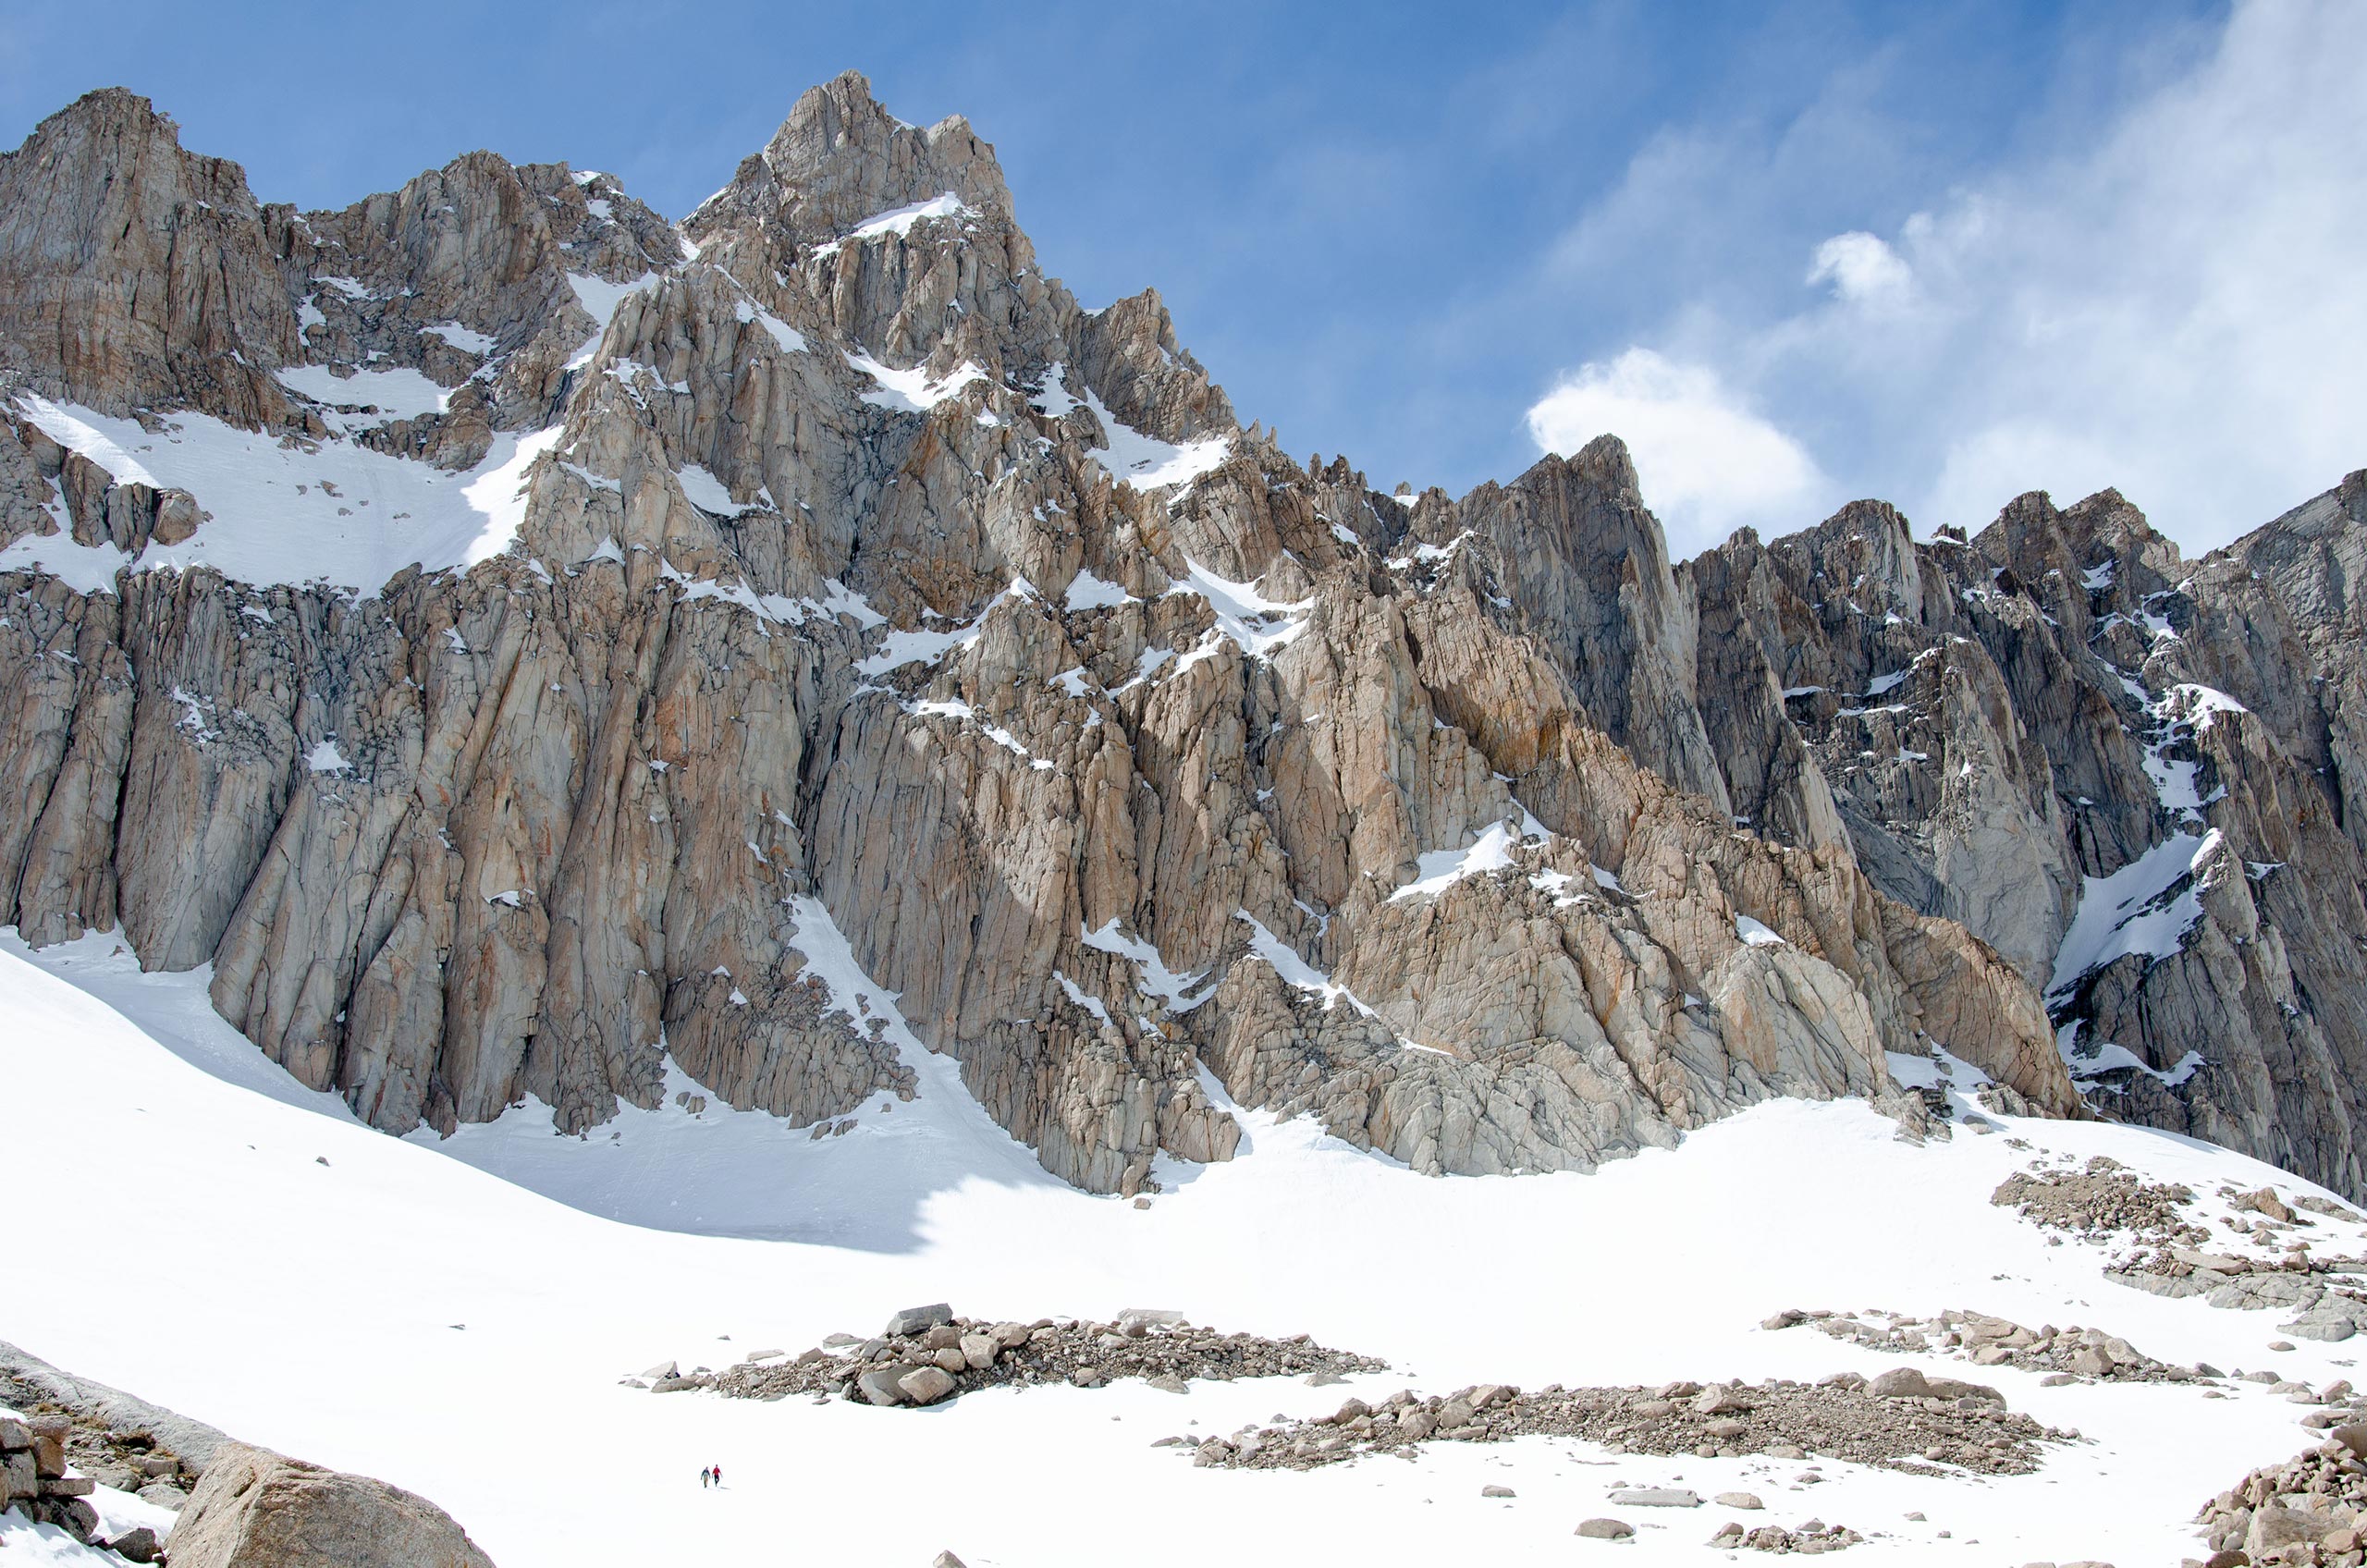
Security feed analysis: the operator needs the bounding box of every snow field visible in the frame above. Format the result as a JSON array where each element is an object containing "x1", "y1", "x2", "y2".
[{"x1": 1, "y1": 930, "x2": 2354, "y2": 1567}]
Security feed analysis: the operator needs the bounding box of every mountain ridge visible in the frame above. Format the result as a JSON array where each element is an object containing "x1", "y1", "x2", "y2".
[{"x1": 0, "y1": 74, "x2": 2360, "y2": 1201}]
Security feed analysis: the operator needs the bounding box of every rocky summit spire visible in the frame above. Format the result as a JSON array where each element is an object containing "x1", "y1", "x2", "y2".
[
  {"x1": 0, "y1": 88, "x2": 299, "y2": 423},
  {"x1": 687, "y1": 69, "x2": 1013, "y2": 250}
]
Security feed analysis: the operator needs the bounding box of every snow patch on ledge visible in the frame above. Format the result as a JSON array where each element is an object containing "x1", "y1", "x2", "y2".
[
  {"x1": 7, "y1": 395, "x2": 559, "y2": 594},
  {"x1": 1082, "y1": 387, "x2": 1230, "y2": 491},
  {"x1": 565, "y1": 272, "x2": 658, "y2": 370},
  {"x1": 845, "y1": 192, "x2": 976, "y2": 242},
  {"x1": 276, "y1": 364, "x2": 452, "y2": 430},
  {"x1": 1166, "y1": 557, "x2": 1313, "y2": 663},
  {"x1": 1063, "y1": 567, "x2": 1134, "y2": 612},
  {"x1": 2048, "y1": 830, "x2": 2219, "y2": 999},
  {"x1": 1080, "y1": 920, "x2": 1213, "y2": 1012},
  {"x1": 2057, "y1": 1020, "x2": 2206, "y2": 1090},
  {"x1": 676, "y1": 463, "x2": 775, "y2": 518},
  {"x1": 846, "y1": 350, "x2": 987, "y2": 414},
  {"x1": 1391, "y1": 820, "x2": 1525, "y2": 903},
  {"x1": 1235, "y1": 913, "x2": 1376, "y2": 1019}
]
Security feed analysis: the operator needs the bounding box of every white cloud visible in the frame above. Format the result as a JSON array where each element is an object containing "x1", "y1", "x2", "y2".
[
  {"x1": 1806, "y1": 230, "x2": 1910, "y2": 308},
  {"x1": 1877, "y1": 0, "x2": 2367, "y2": 544},
  {"x1": 1525, "y1": 0, "x2": 2367, "y2": 554},
  {"x1": 1525, "y1": 348, "x2": 1829, "y2": 555}
]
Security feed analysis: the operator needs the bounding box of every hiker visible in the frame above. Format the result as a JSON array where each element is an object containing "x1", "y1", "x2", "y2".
[
  {"x1": 712, "y1": 1463, "x2": 723, "y2": 1487},
  {"x1": 700, "y1": 1465, "x2": 711, "y2": 1488}
]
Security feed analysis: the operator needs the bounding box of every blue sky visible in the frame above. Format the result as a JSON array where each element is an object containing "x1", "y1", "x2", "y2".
[{"x1": 6, "y1": 0, "x2": 2358, "y2": 555}]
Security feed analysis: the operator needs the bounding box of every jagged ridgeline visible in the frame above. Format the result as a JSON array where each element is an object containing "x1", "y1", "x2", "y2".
[{"x1": 0, "y1": 76, "x2": 2360, "y2": 1199}]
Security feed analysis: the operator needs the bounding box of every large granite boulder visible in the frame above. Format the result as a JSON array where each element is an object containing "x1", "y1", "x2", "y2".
[{"x1": 166, "y1": 1443, "x2": 494, "y2": 1568}]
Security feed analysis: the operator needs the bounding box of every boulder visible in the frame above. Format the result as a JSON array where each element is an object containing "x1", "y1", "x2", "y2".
[
  {"x1": 897, "y1": 1366, "x2": 957, "y2": 1405},
  {"x1": 1714, "y1": 1491, "x2": 1764, "y2": 1510},
  {"x1": 1576, "y1": 1518, "x2": 1634, "y2": 1538},
  {"x1": 2250, "y1": 1503, "x2": 2336, "y2": 1554},
  {"x1": 104, "y1": 1525, "x2": 163, "y2": 1563},
  {"x1": 1869, "y1": 1367, "x2": 1932, "y2": 1399},
  {"x1": 884, "y1": 1304, "x2": 954, "y2": 1338},
  {"x1": 959, "y1": 1333, "x2": 1000, "y2": 1371},
  {"x1": 1481, "y1": 1485, "x2": 1516, "y2": 1498},
  {"x1": 164, "y1": 1443, "x2": 495, "y2": 1568},
  {"x1": 856, "y1": 1366, "x2": 915, "y2": 1406},
  {"x1": 1606, "y1": 1488, "x2": 1700, "y2": 1507}
]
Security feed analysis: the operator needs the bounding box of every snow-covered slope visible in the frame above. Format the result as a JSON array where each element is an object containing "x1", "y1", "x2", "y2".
[{"x1": 4, "y1": 933, "x2": 2357, "y2": 1567}]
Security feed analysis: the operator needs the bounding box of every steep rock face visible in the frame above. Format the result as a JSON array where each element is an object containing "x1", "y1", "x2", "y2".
[
  {"x1": 6, "y1": 73, "x2": 2357, "y2": 1203},
  {"x1": 1679, "y1": 474, "x2": 2367, "y2": 1199},
  {"x1": 0, "y1": 89, "x2": 299, "y2": 426}
]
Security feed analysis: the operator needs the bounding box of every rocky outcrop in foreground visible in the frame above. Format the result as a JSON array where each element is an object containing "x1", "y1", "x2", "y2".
[
  {"x1": 2191, "y1": 1428, "x2": 2367, "y2": 1563},
  {"x1": 166, "y1": 1442, "x2": 496, "y2": 1568},
  {"x1": 2, "y1": 1335, "x2": 220, "y2": 1514},
  {"x1": 0, "y1": 75, "x2": 2359, "y2": 1199},
  {"x1": 1, "y1": 1407, "x2": 108, "y2": 1549}
]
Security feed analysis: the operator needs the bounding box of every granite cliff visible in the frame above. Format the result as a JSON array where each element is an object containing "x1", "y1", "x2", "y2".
[{"x1": 1, "y1": 79, "x2": 2358, "y2": 1197}]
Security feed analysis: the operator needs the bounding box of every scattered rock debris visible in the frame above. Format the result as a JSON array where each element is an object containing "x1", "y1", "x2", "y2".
[
  {"x1": 664, "y1": 1305, "x2": 1386, "y2": 1408},
  {"x1": 1711, "y1": 1517, "x2": 1864, "y2": 1553},
  {"x1": 1764, "y1": 1305, "x2": 2206, "y2": 1384},
  {"x1": 1175, "y1": 1370, "x2": 2073, "y2": 1476}
]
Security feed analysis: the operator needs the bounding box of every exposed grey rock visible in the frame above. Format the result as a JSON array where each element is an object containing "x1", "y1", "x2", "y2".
[
  {"x1": 104, "y1": 1525, "x2": 162, "y2": 1562},
  {"x1": 1576, "y1": 1518, "x2": 1635, "y2": 1538},
  {"x1": 896, "y1": 1366, "x2": 956, "y2": 1405},
  {"x1": 856, "y1": 1366, "x2": 916, "y2": 1407},
  {"x1": 884, "y1": 1304, "x2": 954, "y2": 1338},
  {"x1": 165, "y1": 1442, "x2": 495, "y2": 1568},
  {"x1": 0, "y1": 1337, "x2": 231, "y2": 1476}
]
